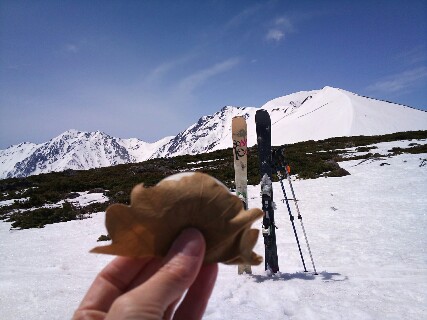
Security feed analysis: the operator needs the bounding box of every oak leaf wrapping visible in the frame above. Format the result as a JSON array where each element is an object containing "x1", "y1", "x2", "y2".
[{"x1": 91, "y1": 172, "x2": 263, "y2": 265}]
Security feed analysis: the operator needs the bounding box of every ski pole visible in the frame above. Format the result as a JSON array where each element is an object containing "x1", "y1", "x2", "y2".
[
  {"x1": 275, "y1": 167, "x2": 307, "y2": 272},
  {"x1": 284, "y1": 167, "x2": 318, "y2": 275},
  {"x1": 274, "y1": 147, "x2": 318, "y2": 275}
]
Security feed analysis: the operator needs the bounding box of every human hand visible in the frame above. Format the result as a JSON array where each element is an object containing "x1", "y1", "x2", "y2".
[{"x1": 74, "y1": 228, "x2": 218, "y2": 320}]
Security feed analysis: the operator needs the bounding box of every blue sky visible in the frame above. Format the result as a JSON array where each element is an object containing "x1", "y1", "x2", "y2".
[{"x1": 1, "y1": 0, "x2": 426, "y2": 149}]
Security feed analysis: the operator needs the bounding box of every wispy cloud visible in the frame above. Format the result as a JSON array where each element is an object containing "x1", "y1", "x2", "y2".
[
  {"x1": 265, "y1": 16, "x2": 294, "y2": 43},
  {"x1": 396, "y1": 46, "x2": 427, "y2": 66},
  {"x1": 177, "y1": 58, "x2": 240, "y2": 93},
  {"x1": 275, "y1": 17, "x2": 293, "y2": 29},
  {"x1": 266, "y1": 29, "x2": 285, "y2": 42},
  {"x1": 223, "y1": 4, "x2": 262, "y2": 31},
  {"x1": 64, "y1": 43, "x2": 79, "y2": 53},
  {"x1": 145, "y1": 53, "x2": 198, "y2": 84},
  {"x1": 6, "y1": 64, "x2": 31, "y2": 70},
  {"x1": 367, "y1": 67, "x2": 427, "y2": 94}
]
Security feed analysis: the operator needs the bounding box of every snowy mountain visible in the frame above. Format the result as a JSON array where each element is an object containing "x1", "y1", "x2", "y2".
[
  {"x1": 1, "y1": 86, "x2": 426, "y2": 179},
  {"x1": 154, "y1": 86, "x2": 427, "y2": 157},
  {"x1": 150, "y1": 106, "x2": 258, "y2": 158},
  {"x1": 0, "y1": 142, "x2": 39, "y2": 179},
  {"x1": 0, "y1": 130, "x2": 172, "y2": 179}
]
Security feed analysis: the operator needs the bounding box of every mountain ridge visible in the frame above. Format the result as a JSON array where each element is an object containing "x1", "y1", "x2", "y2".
[{"x1": 1, "y1": 86, "x2": 426, "y2": 179}]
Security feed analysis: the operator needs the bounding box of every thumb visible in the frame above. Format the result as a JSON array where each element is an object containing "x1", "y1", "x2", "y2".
[{"x1": 108, "y1": 228, "x2": 206, "y2": 319}]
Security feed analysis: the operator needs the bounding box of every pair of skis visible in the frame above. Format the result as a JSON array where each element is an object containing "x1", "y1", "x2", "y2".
[{"x1": 232, "y1": 110, "x2": 317, "y2": 275}]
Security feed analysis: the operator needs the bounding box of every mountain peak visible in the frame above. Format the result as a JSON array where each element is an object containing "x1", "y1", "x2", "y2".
[{"x1": 61, "y1": 129, "x2": 82, "y2": 136}]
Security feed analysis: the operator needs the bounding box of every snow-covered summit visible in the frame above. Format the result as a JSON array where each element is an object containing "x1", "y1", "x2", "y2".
[
  {"x1": 150, "y1": 105, "x2": 258, "y2": 158},
  {"x1": 261, "y1": 86, "x2": 426, "y2": 145},
  {"x1": 1, "y1": 86, "x2": 426, "y2": 179},
  {"x1": 0, "y1": 130, "x2": 172, "y2": 179},
  {"x1": 155, "y1": 86, "x2": 426, "y2": 158}
]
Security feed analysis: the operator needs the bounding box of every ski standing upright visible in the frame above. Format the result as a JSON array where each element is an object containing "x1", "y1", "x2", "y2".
[
  {"x1": 232, "y1": 116, "x2": 252, "y2": 274},
  {"x1": 255, "y1": 110, "x2": 279, "y2": 274}
]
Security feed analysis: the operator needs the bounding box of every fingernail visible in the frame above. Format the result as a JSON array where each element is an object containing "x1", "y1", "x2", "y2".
[{"x1": 172, "y1": 228, "x2": 205, "y2": 257}]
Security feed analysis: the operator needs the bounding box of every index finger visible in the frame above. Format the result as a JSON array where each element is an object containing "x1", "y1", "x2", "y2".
[{"x1": 77, "y1": 256, "x2": 152, "y2": 313}]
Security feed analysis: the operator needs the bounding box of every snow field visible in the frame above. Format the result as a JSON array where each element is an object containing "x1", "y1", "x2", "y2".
[
  {"x1": 0, "y1": 191, "x2": 109, "y2": 212},
  {"x1": 0, "y1": 141, "x2": 426, "y2": 319},
  {"x1": 0, "y1": 212, "x2": 113, "y2": 319},
  {"x1": 205, "y1": 151, "x2": 426, "y2": 319}
]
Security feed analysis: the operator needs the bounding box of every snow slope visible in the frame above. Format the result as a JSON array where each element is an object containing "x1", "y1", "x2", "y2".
[
  {"x1": 0, "y1": 142, "x2": 38, "y2": 179},
  {"x1": 0, "y1": 139, "x2": 426, "y2": 319},
  {"x1": 264, "y1": 86, "x2": 427, "y2": 146}
]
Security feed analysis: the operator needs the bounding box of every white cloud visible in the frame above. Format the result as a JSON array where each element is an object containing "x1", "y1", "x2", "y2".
[
  {"x1": 224, "y1": 4, "x2": 261, "y2": 31},
  {"x1": 265, "y1": 16, "x2": 294, "y2": 43},
  {"x1": 275, "y1": 17, "x2": 293, "y2": 29},
  {"x1": 64, "y1": 44, "x2": 79, "y2": 53},
  {"x1": 177, "y1": 58, "x2": 240, "y2": 93},
  {"x1": 145, "y1": 53, "x2": 197, "y2": 84},
  {"x1": 367, "y1": 67, "x2": 427, "y2": 94},
  {"x1": 396, "y1": 46, "x2": 427, "y2": 66},
  {"x1": 266, "y1": 29, "x2": 285, "y2": 42}
]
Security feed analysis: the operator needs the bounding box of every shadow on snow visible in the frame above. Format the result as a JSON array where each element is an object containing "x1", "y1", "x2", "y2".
[{"x1": 249, "y1": 271, "x2": 348, "y2": 283}]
